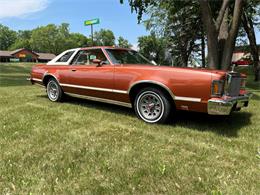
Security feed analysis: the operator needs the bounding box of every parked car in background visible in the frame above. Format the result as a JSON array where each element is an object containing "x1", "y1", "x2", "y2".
[{"x1": 28, "y1": 46, "x2": 252, "y2": 123}]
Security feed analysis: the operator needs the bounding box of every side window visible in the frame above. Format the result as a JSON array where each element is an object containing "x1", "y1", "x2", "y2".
[
  {"x1": 57, "y1": 51, "x2": 74, "y2": 62},
  {"x1": 71, "y1": 49, "x2": 110, "y2": 65}
]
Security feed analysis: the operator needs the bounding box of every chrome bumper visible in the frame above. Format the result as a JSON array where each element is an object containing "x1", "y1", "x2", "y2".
[{"x1": 208, "y1": 92, "x2": 253, "y2": 115}]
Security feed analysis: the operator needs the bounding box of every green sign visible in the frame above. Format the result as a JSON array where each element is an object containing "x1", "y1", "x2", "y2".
[
  {"x1": 84, "y1": 18, "x2": 100, "y2": 26},
  {"x1": 10, "y1": 58, "x2": 20, "y2": 62}
]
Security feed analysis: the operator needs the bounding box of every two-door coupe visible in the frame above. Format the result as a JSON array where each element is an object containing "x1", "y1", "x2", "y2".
[{"x1": 29, "y1": 46, "x2": 252, "y2": 123}]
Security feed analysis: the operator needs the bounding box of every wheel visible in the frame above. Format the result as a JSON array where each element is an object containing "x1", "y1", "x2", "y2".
[
  {"x1": 46, "y1": 78, "x2": 63, "y2": 102},
  {"x1": 134, "y1": 87, "x2": 172, "y2": 123}
]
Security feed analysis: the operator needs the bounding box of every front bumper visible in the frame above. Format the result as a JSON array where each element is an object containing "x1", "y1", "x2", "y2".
[{"x1": 208, "y1": 92, "x2": 253, "y2": 115}]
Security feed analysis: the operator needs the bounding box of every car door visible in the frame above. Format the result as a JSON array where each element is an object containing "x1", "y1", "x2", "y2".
[
  {"x1": 60, "y1": 48, "x2": 116, "y2": 100},
  {"x1": 45, "y1": 50, "x2": 76, "y2": 83}
]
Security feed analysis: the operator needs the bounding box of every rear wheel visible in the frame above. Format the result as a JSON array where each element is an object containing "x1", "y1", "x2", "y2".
[
  {"x1": 134, "y1": 87, "x2": 172, "y2": 123},
  {"x1": 46, "y1": 78, "x2": 63, "y2": 102}
]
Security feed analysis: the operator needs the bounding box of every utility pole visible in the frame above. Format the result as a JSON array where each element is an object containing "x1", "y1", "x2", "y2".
[
  {"x1": 84, "y1": 18, "x2": 100, "y2": 46},
  {"x1": 91, "y1": 24, "x2": 94, "y2": 45}
]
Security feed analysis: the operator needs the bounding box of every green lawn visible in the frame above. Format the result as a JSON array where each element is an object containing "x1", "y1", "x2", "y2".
[{"x1": 0, "y1": 63, "x2": 259, "y2": 194}]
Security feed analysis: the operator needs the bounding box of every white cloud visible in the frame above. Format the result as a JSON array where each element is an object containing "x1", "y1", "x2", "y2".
[{"x1": 0, "y1": 0, "x2": 49, "y2": 19}]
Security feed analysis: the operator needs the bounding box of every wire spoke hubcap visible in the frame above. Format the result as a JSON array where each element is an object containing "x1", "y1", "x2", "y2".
[
  {"x1": 138, "y1": 92, "x2": 164, "y2": 122},
  {"x1": 47, "y1": 81, "x2": 59, "y2": 100}
]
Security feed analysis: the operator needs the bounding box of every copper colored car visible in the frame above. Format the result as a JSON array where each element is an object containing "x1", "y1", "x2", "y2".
[{"x1": 28, "y1": 46, "x2": 252, "y2": 123}]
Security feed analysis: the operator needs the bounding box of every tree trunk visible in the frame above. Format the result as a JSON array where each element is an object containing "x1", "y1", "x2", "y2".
[
  {"x1": 215, "y1": 0, "x2": 230, "y2": 32},
  {"x1": 242, "y1": 12, "x2": 260, "y2": 81},
  {"x1": 218, "y1": 9, "x2": 229, "y2": 69},
  {"x1": 220, "y1": 0, "x2": 244, "y2": 70},
  {"x1": 199, "y1": 0, "x2": 219, "y2": 69},
  {"x1": 201, "y1": 26, "x2": 206, "y2": 68}
]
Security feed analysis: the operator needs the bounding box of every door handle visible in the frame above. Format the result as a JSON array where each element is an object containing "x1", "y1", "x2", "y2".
[{"x1": 71, "y1": 69, "x2": 77, "y2": 72}]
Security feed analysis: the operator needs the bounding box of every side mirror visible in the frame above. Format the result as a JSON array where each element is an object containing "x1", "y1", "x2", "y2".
[{"x1": 93, "y1": 59, "x2": 102, "y2": 66}]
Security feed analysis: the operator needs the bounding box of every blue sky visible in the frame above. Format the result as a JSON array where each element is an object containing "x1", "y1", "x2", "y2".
[
  {"x1": 0, "y1": 0, "x2": 259, "y2": 46},
  {"x1": 0, "y1": 0, "x2": 149, "y2": 47}
]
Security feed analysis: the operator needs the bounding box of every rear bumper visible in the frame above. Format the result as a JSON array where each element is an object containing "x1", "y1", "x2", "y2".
[{"x1": 208, "y1": 92, "x2": 253, "y2": 115}]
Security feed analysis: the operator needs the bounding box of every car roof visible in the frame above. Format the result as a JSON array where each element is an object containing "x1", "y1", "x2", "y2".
[{"x1": 81, "y1": 46, "x2": 133, "y2": 51}]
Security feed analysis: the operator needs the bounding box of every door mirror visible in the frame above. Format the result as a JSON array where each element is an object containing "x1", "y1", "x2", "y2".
[{"x1": 93, "y1": 59, "x2": 102, "y2": 66}]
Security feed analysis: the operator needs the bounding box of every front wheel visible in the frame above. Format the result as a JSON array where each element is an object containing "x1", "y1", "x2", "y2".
[
  {"x1": 46, "y1": 78, "x2": 63, "y2": 102},
  {"x1": 134, "y1": 88, "x2": 172, "y2": 124}
]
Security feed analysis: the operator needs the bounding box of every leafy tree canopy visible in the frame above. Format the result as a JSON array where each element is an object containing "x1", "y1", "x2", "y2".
[
  {"x1": 117, "y1": 36, "x2": 132, "y2": 48},
  {"x1": 0, "y1": 24, "x2": 17, "y2": 50},
  {"x1": 94, "y1": 29, "x2": 116, "y2": 46}
]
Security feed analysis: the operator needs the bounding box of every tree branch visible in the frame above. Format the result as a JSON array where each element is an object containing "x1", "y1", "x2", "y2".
[
  {"x1": 199, "y1": 0, "x2": 219, "y2": 69},
  {"x1": 221, "y1": 0, "x2": 244, "y2": 70},
  {"x1": 242, "y1": 11, "x2": 260, "y2": 81},
  {"x1": 215, "y1": 0, "x2": 230, "y2": 33}
]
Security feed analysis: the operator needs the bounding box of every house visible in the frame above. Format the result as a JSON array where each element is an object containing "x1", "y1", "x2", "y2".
[
  {"x1": 232, "y1": 45, "x2": 260, "y2": 66},
  {"x1": 0, "y1": 48, "x2": 56, "y2": 63}
]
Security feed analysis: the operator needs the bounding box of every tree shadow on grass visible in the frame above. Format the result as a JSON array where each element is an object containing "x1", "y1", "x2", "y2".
[
  {"x1": 0, "y1": 75, "x2": 30, "y2": 87},
  {"x1": 170, "y1": 111, "x2": 252, "y2": 137},
  {"x1": 0, "y1": 63, "x2": 32, "y2": 74},
  {"x1": 37, "y1": 95, "x2": 252, "y2": 138}
]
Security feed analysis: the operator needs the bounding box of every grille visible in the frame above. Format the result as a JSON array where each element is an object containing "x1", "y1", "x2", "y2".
[{"x1": 225, "y1": 73, "x2": 241, "y2": 97}]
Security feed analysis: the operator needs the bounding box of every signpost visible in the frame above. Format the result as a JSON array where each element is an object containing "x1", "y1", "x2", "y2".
[{"x1": 84, "y1": 18, "x2": 100, "y2": 45}]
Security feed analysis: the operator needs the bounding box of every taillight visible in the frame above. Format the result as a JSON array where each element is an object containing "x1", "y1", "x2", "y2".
[
  {"x1": 211, "y1": 80, "x2": 224, "y2": 97},
  {"x1": 240, "y1": 78, "x2": 246, "y2": 90}
]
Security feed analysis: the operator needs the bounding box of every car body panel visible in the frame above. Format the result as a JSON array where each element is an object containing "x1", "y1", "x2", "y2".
[{"x1": 29, "y1": 46, "x2": 251, "y2": 115}]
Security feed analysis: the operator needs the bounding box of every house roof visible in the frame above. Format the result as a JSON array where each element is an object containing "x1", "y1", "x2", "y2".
[
  {"x1": 36, "y1": 53, "x2": 56, "y2": 60},
  {"x1": 0, "y1": 50, "x2": 12, "y2": 57},
  {"x1": 10, "y1": 48, "x2": 39, "y2": 56},
  {"x1": 0, "y1": 48, "x2": 56, "y2": 60}
]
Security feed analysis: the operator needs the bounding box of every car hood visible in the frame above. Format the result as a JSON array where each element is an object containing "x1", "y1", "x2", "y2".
[{"x1": 121, "y1": 64, "x2": 227, "y2": 77}]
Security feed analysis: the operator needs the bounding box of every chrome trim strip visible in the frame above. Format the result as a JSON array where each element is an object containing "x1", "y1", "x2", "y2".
[
  {"x1": 31, "y1": 78, "x2": 42, "y2": 82},
  {"x1": 113, "y1": 89, "x2": 128, "y2": 94},
  {"x1": 128, "y1": 80, "x2": 175, "y2": 99},
  {"x1": 60, "y1": 83, "x2": 128, "y2": 94},
  {"x1": 65, "y1": 92, "x2": 132, "y2": 108},
  {"x1": 174, "y1": 96, "x2": 201, "y2": 102},
  {"x1": 128, "y1": 80, "x2": 201, "y2": 102}
]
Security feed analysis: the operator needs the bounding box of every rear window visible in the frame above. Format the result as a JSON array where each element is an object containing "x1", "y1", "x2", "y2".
[{"x1": 57, "y1": 51, "x2": 74, "y2": 62}]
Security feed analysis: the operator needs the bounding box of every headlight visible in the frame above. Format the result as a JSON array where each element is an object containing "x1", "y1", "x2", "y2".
[{"x1": 211, "y1": 80, "x2": 224, "y2": 97}]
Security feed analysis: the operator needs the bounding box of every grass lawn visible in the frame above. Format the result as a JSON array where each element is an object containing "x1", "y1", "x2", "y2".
[{"x1": 0, "y1": 63, "x2": 259, "y2": 194}]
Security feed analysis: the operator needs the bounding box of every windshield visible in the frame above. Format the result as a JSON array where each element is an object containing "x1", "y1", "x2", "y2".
[{"x1": 105, "y1": 49, "x2": 153, "y2": 65}]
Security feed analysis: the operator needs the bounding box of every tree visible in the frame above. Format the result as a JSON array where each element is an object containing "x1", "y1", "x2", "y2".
[
  {"x1": 68, "y1": 33, "x2": 89, "y2": 48},
  {"x1": 9, "y1": 30, "x2": 32, "y2": 50},
  {"x1": 117, "y1": 36, "x2": 132, "y2": 48},
  {"x1": 2, "y1": 23, "x2": 89, "y2": 55},
  {"x1": 30, "y1": 24, "x2": 63, "y2": 54},
  {"x1": 241, "y1": 2, "x2": 260, "y2": 81},
  {"x1": 121, "y1": 0, "x2": 248, "y2": 71},
  {"x1": 123, "y1": 0, "x2": 205, "y2": 67},
  {"x1": 30, "y1": 23, "x2": 78, "y2": 55},
  {"x1": 94, "y1": 29, "x2": 115, "y2": 46},
  {"x1": 200, "y1": 0, "x2": 244, "y2": 70},
  {"x1": 138, "y1": 33, "x2": 169, "y2": 65},
  {"x1": 0, "y1": 24, "x2": 17, "y2": 50}
]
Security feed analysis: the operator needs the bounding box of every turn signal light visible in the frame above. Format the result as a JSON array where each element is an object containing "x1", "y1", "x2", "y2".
[{"x1": 211, "y1": 80, "x2": 224, "y2": 97}]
